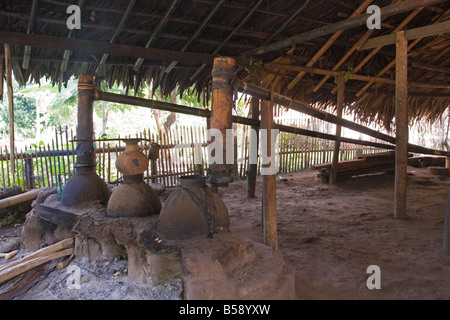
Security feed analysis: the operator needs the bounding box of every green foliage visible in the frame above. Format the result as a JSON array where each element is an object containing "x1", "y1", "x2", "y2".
[
  {"x1": 336, "y1": 62, "x2": 354, "y2": 82},
  {"x1": 0, "y1": 94, "x2": 37, "y2": 138}
]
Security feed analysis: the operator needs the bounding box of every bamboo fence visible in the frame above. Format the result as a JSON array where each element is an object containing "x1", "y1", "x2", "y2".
[{"x1": 0, "y1": 120, "x2": 387, "y2": 191}]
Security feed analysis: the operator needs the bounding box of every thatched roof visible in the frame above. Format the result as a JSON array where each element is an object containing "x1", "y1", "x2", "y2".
[{"x1": 0, "y1": 0, "x2": 449, "y2": 129}]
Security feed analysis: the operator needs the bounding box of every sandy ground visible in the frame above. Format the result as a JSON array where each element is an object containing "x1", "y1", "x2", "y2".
[
  {"x1": 222, "y1": 167, "x2": 450, "y2": 300},
  {"x1": 1, "y1": 166, "x2": 450, "y2": 300}
]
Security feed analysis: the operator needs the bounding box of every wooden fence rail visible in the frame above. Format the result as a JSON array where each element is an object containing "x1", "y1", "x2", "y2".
[{"x1": 0, "y1": 123, "x2": 387, "y2": 191}]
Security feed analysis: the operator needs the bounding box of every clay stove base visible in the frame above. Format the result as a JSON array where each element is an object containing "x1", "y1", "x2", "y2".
[{"x1": 21, "y1": 191, "x2": 295, "y2": 300}]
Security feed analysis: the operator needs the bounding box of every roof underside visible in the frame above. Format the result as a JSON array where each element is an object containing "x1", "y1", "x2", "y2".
[{"x1": 0, "y1": 0, "x2": 449, "y2": 130}]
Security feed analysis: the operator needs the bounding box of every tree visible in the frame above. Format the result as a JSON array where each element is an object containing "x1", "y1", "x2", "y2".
[{"x1": 0, "y1": 93, "x2": 37, "y2": 139}]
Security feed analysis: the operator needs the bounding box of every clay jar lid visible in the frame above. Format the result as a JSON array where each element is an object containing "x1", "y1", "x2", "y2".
[{"x1": 116, "y1": 139, "x2": 149, "y2": 175}]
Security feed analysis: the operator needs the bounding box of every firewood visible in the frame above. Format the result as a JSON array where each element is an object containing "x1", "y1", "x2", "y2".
[
  {"x1": 0, "y1": 250, "x2": 17, "y2": 260},
  {"x1": 0, "y1": 248, "x2": 73, "y2": 284},
  {"x1": 0, "y1": 237, "x2": 74, "y2": 273},
  {"x1": 56, "y1": 254, "x2": 74, "y2": 270}
]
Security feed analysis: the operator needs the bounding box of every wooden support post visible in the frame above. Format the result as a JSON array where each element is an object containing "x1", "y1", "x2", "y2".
[
  {"x1": 329, "y1": 75, "x2": 345, "y2": 184},
  {"x1": 394, "y1": 31, "x2": 408, "y2": 219},
  {"x1": 247, "y1": 67, "x2": 261, "y2": 198},
  {"x1": 208, "y1": 56, "x2": 236, "y2": 187},
  {"x1": 261, "y1": 93, "x2": 277, "y2": 250},
  {"x1": 0, "y1": 58, "x2": 3, "y2": 101},
  {"x1": 443, "y1": 186, "x2": 450, "y2": 254},
  {"x1": 446, "y1": 156, "x2": 450, "y2": 171},
  {"x1": 25, "y1": 154, "x2": 35, "y2": 190},
  {"x1": 4, "y1": 44, "x2": 14, "y2": 176}
]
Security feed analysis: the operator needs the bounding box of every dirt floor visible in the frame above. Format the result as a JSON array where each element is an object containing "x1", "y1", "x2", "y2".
[
  {"x1": 222, "y1": 167, "x2": 450, "y2": 300},
  {"x1": 1, "y1": 166, "x2": 450, "y2": 300}
]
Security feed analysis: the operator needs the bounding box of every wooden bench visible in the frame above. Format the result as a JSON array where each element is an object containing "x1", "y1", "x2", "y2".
[{"x1": 312, "y1": 151, "x2": 412, "y2": 183}]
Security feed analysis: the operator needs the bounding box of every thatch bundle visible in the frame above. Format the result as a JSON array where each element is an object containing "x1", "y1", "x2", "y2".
[{"x1": 0, "y1": 0, "x2": 448, "y2": 130}]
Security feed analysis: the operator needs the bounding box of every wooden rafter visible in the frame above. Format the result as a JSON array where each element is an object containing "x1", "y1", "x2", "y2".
[
  {"x1": 355, "y1": 38, "x2": 422, "y2": 99},
  {"x1": 329, "y1": 7, "x2": 422, "y2": 95},
  {"x1": 164, "y1": 0, "x2": 224, "y2": 74},
  {"x1": 189, "y1": 0, "x2": 264, "y2": 81},
  {"x1": 264, "y1": 62, "x2": 450, "y2": 89},
  {"x1": 360, "y1": 19, "x2": 450, "y2": 50},
  {"x1": 22, "y1": 0, "x2": 39, "y2": 70},
  {"x1": 58, "y1": 0, "x2": 85, "y2": 90},
  {"x1": 285, "y1": 0, "x2": 372, "y2": 93},
  {"x1": 312, "y1": 0, "x2": 407, "y2": 93},
  {"x1": 354, "y1": 8, "x2": 450, "y2": 98},
  {"x1": 133, "y1": 0, "x2": 180, "y2": 72},
  {"x1": 95, "y1": 0, "x2": 137, "y2": 76},
  {"x1": 412, "y1": 61, "x2": 450, "y2": 75},
  {"x1": 242, "y1": 0, "x2": 447, "y2": 56}
]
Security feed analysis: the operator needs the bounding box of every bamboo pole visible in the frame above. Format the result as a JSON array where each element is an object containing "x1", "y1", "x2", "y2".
[
  {"x1": 4, "y1": 44, "x2": 14, "y2": 176},
  {"x1": 329, "y1": 76, "x2": 345, "y2": 184},
  {"x1": 261, "y1": 90, "x2": 277, "y2": 250},
  {"x1": 0, "y1": 188, "x2": 44, "y2": 210},
  {"x1": 394, "y1": 31, "x2": 408, "y2": 219}
]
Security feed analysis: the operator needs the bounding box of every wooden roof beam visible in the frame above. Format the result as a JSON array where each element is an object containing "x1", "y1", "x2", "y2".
[
  {"x1": 95, "y1": 0, "x2": 137, "y2": 76},
  {"x1": 22, "y1": 0, "x2": 39, "y2": 69},
  {"x1": 242, "y1": 0, "x2": 448, "y2": 56},
  {"x1": 329, "y1": 6, "x2": 422, "y2": 95},
  {"x1": 0, "y1": 30, "x2": 221, "y2": 65},
  {"x1": 355, "y1": 38, "x2": 422, "y2": 98},
  {"x1": 133, "y1": 0, "x2": 180, "y2": 72},
  {"x1": 164, "y1": 0, "x2": 224, "y2": 74},
  {"x1": 360, "y1": 19, "x2": 450, "y2": 50},
  {"x1": 264, "y1": 62, "x2": 450, "y2": 89},
  {"x1": 355, "y1": 8, "x2": 450, "y2": 98},
  {"x1": 58, "y1": 0, "x2": 85, "y2": 90},
  {"x1": 412, "y1": 61, "x2": 450, "y2": 75},
  {"x1": 285, "y1": 0, "x2": 373, "y2": 93},
  {"x1": 189, "y1": 0, "x2": 264, "y2": 81}
]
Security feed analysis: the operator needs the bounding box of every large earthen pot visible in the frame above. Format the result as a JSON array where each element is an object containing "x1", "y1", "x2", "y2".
[
  {"x1": 107, "y1": 139, "x2": 161, "y2": 217},
  {"x1": 158, "y1": 175, "x2": 230, "y2": 240},
  {"x1": 116, "y1": 139, "x2": 148, "y2": 176}
]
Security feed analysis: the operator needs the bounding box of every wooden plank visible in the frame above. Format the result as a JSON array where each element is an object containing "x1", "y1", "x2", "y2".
[{"x1": 361, "y1": 19, "x2": 450, "y2": 50}]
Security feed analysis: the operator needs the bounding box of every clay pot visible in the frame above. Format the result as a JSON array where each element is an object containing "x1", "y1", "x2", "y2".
[
  {"x1": 107, "y1": 176, "x2": 162, "y2": 218},
  {"x1": 158, "y1": 175, "x2": 230, "y2": 240},
  {"x1": 116, "y1": 139, "x2": 148, "y2": 176},
  {"x1": 61, "y1": 166, "x2": 111, "y2": 206},
  {"x1": 107, "y1": 139, "x2": 161, "y2": 218}
]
